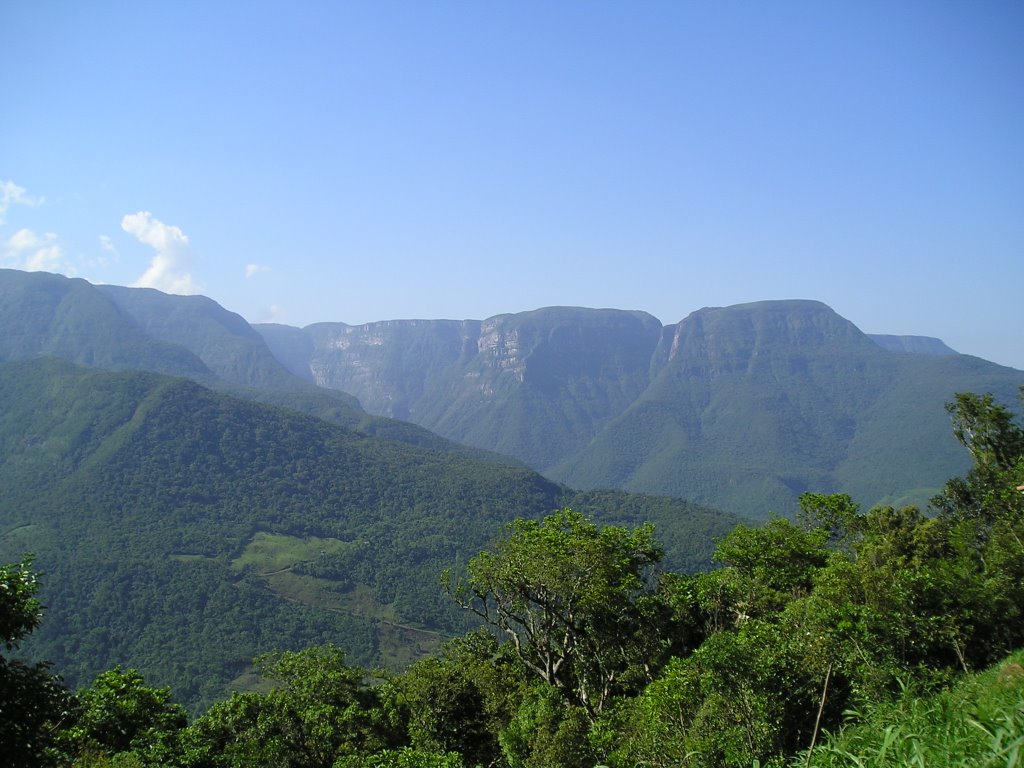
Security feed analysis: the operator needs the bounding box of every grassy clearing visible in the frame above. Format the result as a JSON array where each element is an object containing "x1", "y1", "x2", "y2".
[
  {"x1": 230, "y1": 531, "x2": 355, "y2": 574},
  {"x1": 231, "y1": 532, "x2": 375, "y2": 614},
  {"x1": 376, "y1": 621, "x2": 442, "y2": 669},
  {"x1": 261, "y1": 571, "x2": 395, "y2": 621},
  {"x1": 226, "y1": 668, "x2": 277, "y2": 696},
  {"x1": 798, "y1": 651, "x2": 1024, "y2": 767}
]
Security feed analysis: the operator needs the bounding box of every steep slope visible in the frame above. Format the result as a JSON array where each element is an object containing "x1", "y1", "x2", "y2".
[
  {"x1": 0, "y1": 358, "x2": 741, "y2": 711},
  {"x1": 260, "y1": 299, "x2": 1024, "y2": 518},
  {"x1": 258, "y1": 307, "x2": 664, "y2": 469},
  {"x1": 254, "y1": 322, "x2": 316, "y2": 383},
  {"x1": 0, "y1": 268, "x2": 316, "y2": 393},
  {"x1": 554, "y1": 301, "x2": 1024, "y2": 516},
  {"x1": 0, "y1": 268, "x2": 209, "y2": 377},
  {"x1": 0, "y1": 269, "x2": 499, "y2": 459},
  {"x1": 97, "y1": 284, "x2": 312, "y2": 391}
]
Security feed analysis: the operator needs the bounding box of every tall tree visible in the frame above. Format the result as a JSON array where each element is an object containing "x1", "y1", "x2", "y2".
[
  {"x1": 931, "y1": 389, "x2": 1024, "y2": 661},
  {"x1": 932, "y1": 390, "x2": 1024, "y2": 526},
  {"x1": 0, "y1": 557, "x2": 69, "y2": 768},
  {"x1": 448, "y1": 509, "x2": 663, "y2": 717},
  {"x1": 57, "y1": 667, "x2": 187, "y2": 764}
]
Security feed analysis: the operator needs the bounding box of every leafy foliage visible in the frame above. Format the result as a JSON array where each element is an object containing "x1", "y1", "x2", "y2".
[
  {"x1": 0, "y1": 557, "x2": 69, "y2": 768},
  {"x1": 449, "y1": 510, "x2": 665, "y2": 717},
  {"x1": 56, "y1": 667, "x2": 187, "y2": 765},
  {"x1": 184, "y1": 646, "x2": 401, "y2": 768},
  {"x1": 0, "y1": 358, "x2": 740, "y2": 712}
]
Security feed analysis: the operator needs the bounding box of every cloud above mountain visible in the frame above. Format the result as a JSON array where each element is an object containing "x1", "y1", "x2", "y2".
[
  {"x1": 2, "y1": 228, "x2": 65, "y2": 272},
  {"x1": 123, "y1": 211, "x2": 200, "y2": 294},
  {"x1": 245, "y1": 263, "x2": 270, "y2": 278},
  {"x1": 0, "y1": 181, "x2": 61, "y2": 272},
  {"x1": 0, "y1": 180, "x2": 42, "y2": 226}
]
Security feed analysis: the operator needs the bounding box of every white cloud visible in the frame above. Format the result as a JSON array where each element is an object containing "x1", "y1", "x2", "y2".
[
  {"x1": 99, "y1": 234, "x2": 118, "y2": 254},
  {"x1": 6, "y1": 228, "x2": 45, "y2": 252},
  {"x1": 0, "y1": 180, "x2": 43, "y2": 226},
  {"x1": 245, "y1": 263, "x2": 271, "y2": 278},
  {"x1": 2, "y1": 228, "x2": 69, "y2": 273},
  {"x1": 122, "y1": 211, "x2": 200, "y2": 294}
]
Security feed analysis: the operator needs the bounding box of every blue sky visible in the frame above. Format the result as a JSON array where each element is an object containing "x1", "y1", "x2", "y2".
[{"x1": 2, "y1": 1, "x2": 1022, "y2": 369}]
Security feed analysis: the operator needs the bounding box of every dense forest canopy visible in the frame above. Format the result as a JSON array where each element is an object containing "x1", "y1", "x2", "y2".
[
  {"x1": 0, "y1": 357, "x2": 742, "y2": 711},
  {"x1": 2, "y1": 388, "x2": 1023, "y2": 767}
]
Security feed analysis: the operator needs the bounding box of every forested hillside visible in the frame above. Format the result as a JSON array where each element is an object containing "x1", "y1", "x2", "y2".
[
  {"x1": 3, "y1": 387, "x2": 1022, "y2": 768},
  {"x1": 555, "y1": 301, "x2": 1024, "y2": 515},
  {"x1": 6, "y1": 268, "x2": 1022, "y2": 519},
  {"x1": 0, "y1": 357, "x2": 741, "y2": 711},
  {"x1": 0, "y1": 268, "x2": 534, "y2": 463},
  {"x1": 258, "y1": 300, "x2": 1024, "y2": 517}
]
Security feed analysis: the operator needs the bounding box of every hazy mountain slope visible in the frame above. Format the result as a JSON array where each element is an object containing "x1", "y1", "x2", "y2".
[
  {"x1": 552, "y1": 301, "x2": 887, "y2": 513},
  {"x1": 258, "y1": 299, "x2": 1023, "y2": 518},
  {"x1": 0, "y1": 357, "x2": 741, "y2": 711},
  {"x1": 833, "y1": 351, "x2": 1023, "y2": 508},
  {"x1": 0, "y1": 268, "x2": 210, "y2": 377},
  {"x1": 254, "y1": 322, "x2": 317, "y2": 383},
  {"x1": 97, "y1": 284, "x2": 312, "y2": 391},
  {"x1": 1, "y1": 269, "x2": 499, "y2": 459},
  {"x1": 553, "y1": 301, "x2": 1024, "y2": 516},
  {"x1": 258, "y1": 307, "x2": 664, "y2": 469},
  {"x1": 1, "y1": 268, "x2": 308, "y2": 391},
  {"x1": 247, "y1": 387, "x2": 524, "y2": 464}
]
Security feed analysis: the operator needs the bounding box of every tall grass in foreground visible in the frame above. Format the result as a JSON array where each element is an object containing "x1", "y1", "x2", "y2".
[{"x1": 796, "y1": 651, "x2": 1024, "y2": 767}]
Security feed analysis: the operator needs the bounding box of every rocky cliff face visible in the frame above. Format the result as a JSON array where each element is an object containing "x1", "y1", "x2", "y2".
[
  {"x1": 656, "y1": 300, "x2": 876, "y2": 378},
  {"x1": 294, "y1": 319, "x2": 479, "y2": 420},
  {"x1": 257, "y1": 307, "x2": 664, "y2": 469}
]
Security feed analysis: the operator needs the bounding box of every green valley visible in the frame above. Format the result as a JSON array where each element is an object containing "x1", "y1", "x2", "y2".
[
  {"x1": 0, "y1": 356, "x2": 741, "y2": 711},
  {"x1": 2, "y1": 384, "x2": 1021, "y2": 767}
]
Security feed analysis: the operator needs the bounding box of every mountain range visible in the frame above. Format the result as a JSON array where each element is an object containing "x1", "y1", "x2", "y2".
[
  {"x1": 4, "y1": 267, "x2": 1021, "y2": 520},
  {"x1": 0, "y1": 269, "x2": 741, "y2": 708},
  {"x1": 257, "y1": 301, "x2": 1022, "y2": 517},
  {"x1": 2, "y1": 267, "x2": 1022, "y2": 708}
]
